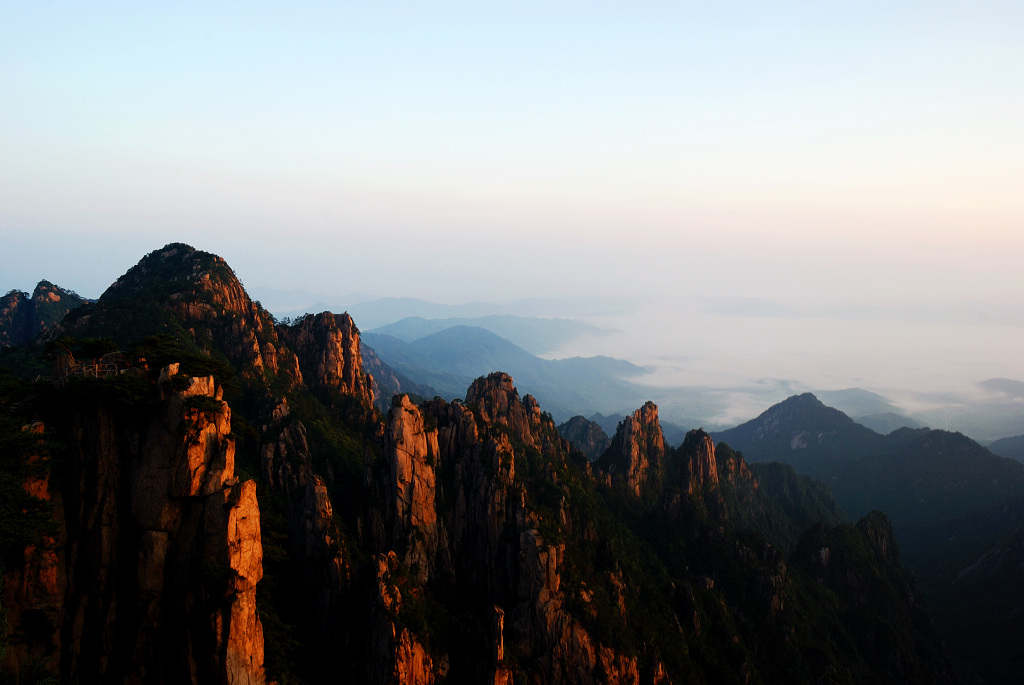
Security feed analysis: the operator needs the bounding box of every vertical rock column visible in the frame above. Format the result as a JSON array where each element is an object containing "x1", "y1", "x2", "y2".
[{"x1": 384, "y1": 395, "x2": 443, "y2": 585}]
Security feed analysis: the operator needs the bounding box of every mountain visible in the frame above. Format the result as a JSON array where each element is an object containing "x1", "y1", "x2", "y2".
[
  {"x1": 815, "y1": 387, "x2": 901, "y2": 417},
  {"x1": 362, "y1": 326, "x2": 649, "y2": 422},
  {"x1": 711, "y1": 392, "x2": 884, "y2": 471},
  {"x1": 360, "y1": 341, "x2": 438, "y2": 408},
  {"x1": 854, "y1": 411, "x2": 924, "y2": 434},
  {"x1": 714, "y1": 394, "x2": 1024, "y2": 529},
  {"x1": 809, "y1": 389, "x2": 924, "y2": 436},
  {"x1": 988, "y1": 434, "x2": 1024, "y2": 464},
  {"x1": 0, "y1": 243, "x2": 965, "y2": 684},
  {"x1": 557, "y1": 415, "x2": 610, "y2": 461},
  {"x1": 279, "y1": 295, "x2": 639, "y2": 330},
  {"x1": 589, "y1": 412, "x2": 625, "y2": 435},
  {"x1": 591, "y1": 418, "x2": 955, "y2": 682},
  {"x1": 0, "y1": 281, "x2": 87, "y2": 348},
  {"x1": 369, "y1": 314, "x2": 610, "y2": 355},
  {"x1": 714, "y1": 392, "x2": 1024, "y2": 683}
]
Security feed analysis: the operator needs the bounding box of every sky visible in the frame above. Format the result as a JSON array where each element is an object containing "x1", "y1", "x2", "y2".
[{"x1": 1, "y1": 1, "x2": 1022, "y2": 419}]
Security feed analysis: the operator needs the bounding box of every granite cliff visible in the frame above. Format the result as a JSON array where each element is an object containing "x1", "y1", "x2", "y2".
[
  {"x1": 595, "y1": 401, "x2": 666, "y2": 499},
  {"x1": 2, "y1": 364, "x2": 264, "y2": 683}
]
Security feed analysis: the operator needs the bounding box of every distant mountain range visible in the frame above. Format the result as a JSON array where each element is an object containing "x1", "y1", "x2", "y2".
[
  {"x1": 989, "y1": 433, "x2": 1024, "y2": 463},
  {"x1": 272, "y1": 294, "x2": 639, "y2": 329},
  {"x1": 362, "y1": 326, "x2": 649, "y2": 422},
  {"x1": 369, "y1": 314, "x2": 611, "y2": 355},
  {"x1": 713, "y1": 393, "x2": 1024, "y2": 527}
]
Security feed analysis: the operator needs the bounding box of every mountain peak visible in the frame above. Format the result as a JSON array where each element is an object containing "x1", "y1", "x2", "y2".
[
  {"x1": 100, "y1": 243, "x2": 238, "y2": 302},
  {"x1": 0, "y1": 280, "x2": 87, "y2": 348},
  {"x1": 596, "y1": 400, "x2": 666, "y2": 498},
  {"x1": 754, "y1": 393, "x2": 858, "y2": 436},
  {"x1": 465, "y1": 371, "x2": 544, "y2": 447},
  {"x1": 557, "y1": 415, "x2": 609, "y2": 461},
  {"x1": 782, "y1": 392, "x2": 824, "y2": 407},
  {"x1": 712, "y1": 393, "x2": 882, "y2": 468},
  {"x1": 678, "y1": 428, "x2": 719, "y2": 494}
]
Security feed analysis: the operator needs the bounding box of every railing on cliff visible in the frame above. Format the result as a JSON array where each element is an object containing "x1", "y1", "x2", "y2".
[{"x1": 52, "y1": 351, "x2": 149, "y2": 386}]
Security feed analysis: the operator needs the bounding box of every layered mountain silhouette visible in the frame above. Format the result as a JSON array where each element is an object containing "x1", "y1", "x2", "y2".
[
  {"x1": 369, "y1": 314, "x2": 611, "y2": 355},
  {"x1": 989, "y1": 433, "x2": 1024, "y2": 464},
  {"x1": 362, "y1": 326, "x2": 649, "y2": 422},
  {"x1": 713, "y1": 393, "x2": 1024, "y2": 528},
  {"x1": 0, "y1": 243, "x2": 968, "y2": 684}
]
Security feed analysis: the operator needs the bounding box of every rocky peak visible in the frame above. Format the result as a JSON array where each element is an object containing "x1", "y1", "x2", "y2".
[
  {"x1": 280, "y1": 312, "x2": 374, "y2": 406},
  {"x1": 597, "y1": 401, "x2": 666, "y2": 498},
  {"x1": 0, "y1": 289, "x2": 29, "y2": 347},
  {"x1": 716, "y1": 440, "x2": 755, "y2": 483},
  {"x1": 101, "y1": 243, "x2": 239, "y2": 302},
  {"x1": 748, "y1": 393, "x2": 870, "y2": 447},
  {"x1": 756, "y1": 393, "x2": 828, "y2": 435},
  {"x1": 88, "y1": 244, "x2": 284, "y2": 379},
  {"x1": 465, "y1": 372, "x2": 544, "y2": 448},
  {"x1": 0, "y1": 281, "x2": 86, "y2": 348},
  {"x1": 557, "y1": 416, "x2": 610, "y2": 462},
  {"x1": 678, "y1": 429, "x2": 720, "y2": 494}
]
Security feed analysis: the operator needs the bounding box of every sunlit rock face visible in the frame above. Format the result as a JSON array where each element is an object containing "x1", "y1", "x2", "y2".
[
  {"x1": 384, "y1": 394, "x2": 443, "y2": 584},
  {"x1": 596, "y1": 401, "x2": 667, "y2": 499},
  {"x1": 359, "y1": 373, "x2": 673, "y2": 685},
  {"x1": 466, "y1": 371, "x2": 545, "y2": 449},
  {"x1": 679, "y1": 429, "x2": 719, "y2": 494},
  {"x1": 1, "y1": 421, "x2": 66, "y2": 678},
  {"x1": 5, "y1": 364, "x2": 265, "y2": 683},
  {"x1": 370, "y1": 551, "x2": 437, "y2": 685},
  {"x1": 281, "y1": 311, "x2": 374, "y2": 405}
]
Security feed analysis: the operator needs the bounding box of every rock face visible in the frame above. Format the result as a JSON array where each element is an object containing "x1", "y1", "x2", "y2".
[
  {"x1": 370, "y1": 551, "x2": 437, "y2": 685},
  {"x1": 358, "y1": 375, "x2": 690, "y2": 684},
  {"x1": 466, "y1": 372, "x2": 545, "y2": 449},
  {"x1": 383, "y1": 395, "x2": 446, "y2": 584},
  {"x1": 357, "y1": 373, "x2": 650, "y2": 684},
  {"x1": 280, "y1": 312, "x2": 374, "y2": 406},
  {"x1": 8, "y1": 364, "x2": 266, "y2": 684},
  {"x1": 596, "y1": 401, "x2": 666, "y2": 498},
  {"x1": 1, "y1": 422, "x2": 67, "y2": 677},
  {"x1": 677, "y1": 429, "x2": 719, "y2": 494},
  {"x1": 255, "y1": 396, "x2": 350, "y2": 642},
  {"x1": 557, "y1": 416, "x2": 610, "y2": 462},
  {"x1": 0, "y1": 281, "x2": 86, "y2": 348}
]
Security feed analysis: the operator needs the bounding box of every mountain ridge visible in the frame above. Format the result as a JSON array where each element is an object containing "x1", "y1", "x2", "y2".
[{"x1": 0, "y1": 243, "x2": 966, "y2": 684}]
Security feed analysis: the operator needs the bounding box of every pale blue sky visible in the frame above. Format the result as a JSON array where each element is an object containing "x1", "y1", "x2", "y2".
[{"x1": 2, "y1": 2, "x2": 1022, "y2": 398}]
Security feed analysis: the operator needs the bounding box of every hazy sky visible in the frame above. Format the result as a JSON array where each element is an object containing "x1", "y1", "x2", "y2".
[{"x1": 2, "y1": 2, "x2": 1022, "y2": 405}]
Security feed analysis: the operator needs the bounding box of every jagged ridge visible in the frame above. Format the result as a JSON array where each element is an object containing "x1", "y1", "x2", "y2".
[{"x1": 0, "y1": 245, "x2": 966, "y2": 684}]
